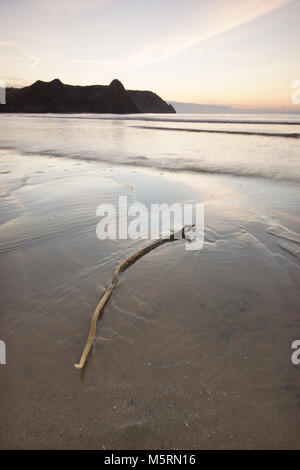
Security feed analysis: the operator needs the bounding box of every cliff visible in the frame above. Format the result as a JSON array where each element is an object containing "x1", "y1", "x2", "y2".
[{"x1": 1, "y1": 78, "x2": 176, "y2": 114}]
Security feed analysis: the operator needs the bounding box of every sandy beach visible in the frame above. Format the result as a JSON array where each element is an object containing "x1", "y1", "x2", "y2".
[
  {"x1": 0, "y1": 133, "x2": 299, "y2": 449},
  {"x1": 2, "y1": 0, "x2": 300, "y2": 453}
]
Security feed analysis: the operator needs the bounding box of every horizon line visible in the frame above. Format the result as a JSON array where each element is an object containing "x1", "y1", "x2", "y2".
[{"x1": 2, "y1": 77, "x2": 299, "y2": 113}]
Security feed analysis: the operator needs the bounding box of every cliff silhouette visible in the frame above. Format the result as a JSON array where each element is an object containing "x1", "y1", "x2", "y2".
[{"x1": 1, "y1": 78, "x2": 176, "y2": 114}]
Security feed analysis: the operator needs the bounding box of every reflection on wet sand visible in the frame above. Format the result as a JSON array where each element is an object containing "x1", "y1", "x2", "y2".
[{"x1": 0, "y1": 152, "x2": 299, "y2": 449}]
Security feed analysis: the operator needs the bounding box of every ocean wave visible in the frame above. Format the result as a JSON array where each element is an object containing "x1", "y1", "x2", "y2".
[
  {"x1": 1, "y1": 113, "x2": 300, "y2": 185},
  {"x1": 4, "y1": 113, "x2": 300, "y2": 126},
  {"x1": 99, "y1": 116, "x2": 300, "y2": 126},
  {"x1": 1, "y1": 145, "x2": 300, "y2": 184},
  {"x1": 132, "y1": 125, "x2": 300, "y2": 138}
]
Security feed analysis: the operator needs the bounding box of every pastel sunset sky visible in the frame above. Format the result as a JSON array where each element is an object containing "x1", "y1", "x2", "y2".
[{"x1": 0, "y1": 0, "x2": 299, "y2": 109}]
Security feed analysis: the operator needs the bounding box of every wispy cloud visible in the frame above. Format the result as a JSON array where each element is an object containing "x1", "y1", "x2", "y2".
[
  {"x1": 48, "y1": 38, "x2": 65, "y2": 46},
  {"x1": 0, "y1": 41, "x2": 15, "y2": 47},
  {"x1": 67, "y1": 59, "x2": 114, "y2": 65},
  {"x1": 0, "y1": 76, "x2": 27, "y2": 87},
  {"x1": 197, "y1": 48, "x2": 260, "y2": 60},
  {"x1": 0, "y1": 39, "x2": 41, "y2": 70},
  {"x1": 122, "y1": 0, "x2": 293, "y2": 69},
  {"x1": 66, "y1": 0, "x2": 293, "y2": 72},
  {"x1": 26, "y1": 54, "x2": 40, "y2": 70},
  {"x1": 36, "y1": 0, "x2": 110, "y2": 13}
]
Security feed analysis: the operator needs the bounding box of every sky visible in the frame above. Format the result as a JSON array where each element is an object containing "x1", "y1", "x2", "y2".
[{"x1": 0, "y1": 0, "x2": 299, "y2": 110}]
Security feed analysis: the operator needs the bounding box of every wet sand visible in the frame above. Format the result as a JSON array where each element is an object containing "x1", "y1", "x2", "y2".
[{"x1": 0, "y1": 151, "x2": 300, "y2": 449}]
